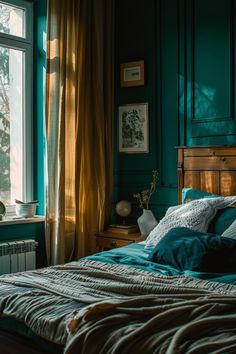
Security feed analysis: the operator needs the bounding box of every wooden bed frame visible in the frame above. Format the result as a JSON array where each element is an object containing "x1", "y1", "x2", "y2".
[{"x1": 178, "y1": 146, "x2": 236, "y2": 203}]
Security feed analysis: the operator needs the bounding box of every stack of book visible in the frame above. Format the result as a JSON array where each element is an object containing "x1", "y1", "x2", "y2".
[{"x1": 106, "y1": 224, "x2": 139, "y2": 234}]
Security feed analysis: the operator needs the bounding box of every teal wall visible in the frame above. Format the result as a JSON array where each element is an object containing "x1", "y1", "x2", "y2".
[
  {"x1": 0, "y1": 0, "x2": 47, "y2": 266},
  {"x1": 115, "y1": 0, "x2": 236, "y2": 220}
]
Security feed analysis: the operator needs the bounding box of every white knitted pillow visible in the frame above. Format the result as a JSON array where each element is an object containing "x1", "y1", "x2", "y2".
[
  {"x1": 145, "y1": 196, "x2": 236, "y2": 248},
  {"x1": 165, "y1": 205, "x2": 182, "y2": 216},
  {"x1": 221, "y1": 219, "x2": 236, "y2": 240}
]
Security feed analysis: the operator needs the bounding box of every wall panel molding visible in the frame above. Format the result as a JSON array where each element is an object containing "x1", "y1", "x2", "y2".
[
  {"x1": 184, "y1": 0, "x2": 236, "y2": 142},
  {"x1": 191, "y1": 0, "x2": 234, "y2": 123},
  {"x1": 115, "y1": 0, "x2": 236, "y2": 216}
]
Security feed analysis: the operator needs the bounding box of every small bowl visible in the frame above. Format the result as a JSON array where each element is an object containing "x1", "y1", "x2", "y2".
[{"x1": 15, "y1": 203, "x2": 38, "y2": 218}]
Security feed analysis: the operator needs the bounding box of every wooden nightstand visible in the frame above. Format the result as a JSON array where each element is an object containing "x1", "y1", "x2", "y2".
[{"x1": 96, "y1": 231, "x2": 141, "y2": 251}]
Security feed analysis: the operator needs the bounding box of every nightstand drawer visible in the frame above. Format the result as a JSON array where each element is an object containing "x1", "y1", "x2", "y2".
[{"x1": 96, "y1": 236, "x2": 133, "y2": 250}]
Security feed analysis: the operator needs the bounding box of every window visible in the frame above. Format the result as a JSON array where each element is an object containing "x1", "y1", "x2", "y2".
[{"x1": 0, "y1": 0, "x2": 33, "y2": 207}]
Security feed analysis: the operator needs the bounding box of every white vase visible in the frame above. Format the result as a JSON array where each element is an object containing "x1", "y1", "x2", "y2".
[{"x1": 137, "y1": 209, "x2": 158, "y2": 236}]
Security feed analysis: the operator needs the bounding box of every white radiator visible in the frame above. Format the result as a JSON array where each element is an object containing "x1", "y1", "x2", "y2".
[{"x1": 0, "y1": 239, "x2": 37, "y2": 275}]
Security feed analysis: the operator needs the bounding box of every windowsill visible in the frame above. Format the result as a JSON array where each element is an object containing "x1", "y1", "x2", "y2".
[{"x1": 0, "y1": 215, "x2": 45, "y2": 226}]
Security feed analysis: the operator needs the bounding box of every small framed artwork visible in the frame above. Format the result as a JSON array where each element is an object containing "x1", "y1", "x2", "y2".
[
  {"x1": 118, "y1": 103, "x2": 149, "y2": 154},
  {"x1": 120, "y1": 60, "x2": 144, "y2": 87}
]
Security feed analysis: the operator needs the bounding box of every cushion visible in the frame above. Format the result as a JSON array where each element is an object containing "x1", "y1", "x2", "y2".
[
  {"x1": 182, "y1": 189, "x2": 236, "y2": 234},
  {"x1": 182, "y1": 188, "x2": 219, "y2": 204},
  {"x1": 145, "y1": 196, "x2": 236, "y2": 248},
  {"x1": 165, "y1": 205, "x2": 182, "y2": 216},
  {"x1": 148, "y1": 227, "x2": 236, "y2": 272},
  {"x1": 208, "y1": 207, "x2": 236, "y2": 235},
  {"x1": 221, "y1": 219, "x2": 236, "y2": 240}
]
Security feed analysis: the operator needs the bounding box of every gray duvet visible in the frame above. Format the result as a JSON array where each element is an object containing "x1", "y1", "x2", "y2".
[{"x1": 0, "y1": 260, "x2": 236, "y2": 353}]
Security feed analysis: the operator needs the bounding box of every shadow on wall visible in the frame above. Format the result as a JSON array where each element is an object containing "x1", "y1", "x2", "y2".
[
  {"x1": 178, "y1": 74, "x2": 233, "y2": 146},
  {"x1": 179, "y1": 74, "x2": 221, "y2": 119}
]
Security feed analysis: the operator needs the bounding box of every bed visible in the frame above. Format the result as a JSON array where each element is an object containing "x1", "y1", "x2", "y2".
[{"x1": 1, "y1": 145, "x2": 236, "y2": 354}]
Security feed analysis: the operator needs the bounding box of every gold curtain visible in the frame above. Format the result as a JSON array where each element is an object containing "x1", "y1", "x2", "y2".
[{"x1": 46, "y1": 0, "x2": 114, "y2": 265}]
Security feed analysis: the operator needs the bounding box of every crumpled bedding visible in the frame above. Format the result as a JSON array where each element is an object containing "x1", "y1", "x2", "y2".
[{"x1": 0, "y1": 259, "x2": 236, "y2": 353}]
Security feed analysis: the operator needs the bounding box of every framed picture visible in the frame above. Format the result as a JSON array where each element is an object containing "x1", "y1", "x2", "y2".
[
  {"x1": 120, "y1": 60, "x2": 144, "y2": 87},
  {"x1": 118, "y1": 103, "x2": 149, "y2": 154}
]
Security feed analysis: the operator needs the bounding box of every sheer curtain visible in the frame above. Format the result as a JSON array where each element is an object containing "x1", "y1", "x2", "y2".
[{"x1": 45, "y1": 0, "x2": 114, "y2": 265}]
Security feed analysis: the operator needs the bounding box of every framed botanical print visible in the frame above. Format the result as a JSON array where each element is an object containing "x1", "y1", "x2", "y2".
[{"x1": 118, "y1": 103, "x2": 149, "y2": 154}]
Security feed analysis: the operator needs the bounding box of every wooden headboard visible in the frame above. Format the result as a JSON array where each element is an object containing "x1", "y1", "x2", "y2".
[{"x1": 178, "y1": 146, "x2": 236, "y2": 203}]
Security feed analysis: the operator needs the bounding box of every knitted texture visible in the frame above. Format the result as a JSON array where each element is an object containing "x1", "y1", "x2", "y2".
[{"x1": 146, "y1": 196, "x2": 236, "y2": 248}]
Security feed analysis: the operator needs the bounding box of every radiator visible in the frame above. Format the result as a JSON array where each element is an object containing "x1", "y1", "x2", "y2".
[{"x1": 0, "y1": 239, "x2": 37, "y2": 275}]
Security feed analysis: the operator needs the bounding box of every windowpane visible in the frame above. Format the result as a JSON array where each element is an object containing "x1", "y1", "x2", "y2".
[
  {"x1": 0, "y1": 2, "x2": 25, "y2": 38},
  {"x1": 0, "y1": 45, "x2": 23, "y2": 204}
]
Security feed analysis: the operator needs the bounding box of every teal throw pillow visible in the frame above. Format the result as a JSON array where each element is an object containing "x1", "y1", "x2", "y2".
[
  {"x1": 208, "y1": 207, "x2": 236, "y2": 235},
  {"x1": 147, "y1": 227, "x2": 236, "y2": 272},
  {"x1": 182, "y1": 188, "x2": 219, "y2": 204},
  {"x1": 221, "y1": 219, "x2": 236, "y2": 240}
]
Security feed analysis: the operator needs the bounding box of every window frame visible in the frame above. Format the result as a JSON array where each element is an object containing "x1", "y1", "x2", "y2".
[
  {"x1": 0, "y1": 0, "x2": 33, "y2": 212},
  {"x1": 0, "y1": 0, "x2": 33, "y2": 43}
]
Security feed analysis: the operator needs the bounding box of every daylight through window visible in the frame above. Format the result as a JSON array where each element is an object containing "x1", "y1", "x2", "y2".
[{"x1": 0, "y1": 0, "x2": 33, "y2": 207}]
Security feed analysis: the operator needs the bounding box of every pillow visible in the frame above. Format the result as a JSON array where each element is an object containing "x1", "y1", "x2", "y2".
[
  {"x1": 145, "y1": 196, "x2": 236, "y2": 248},
  {"x1": 148, "y1": 227, "x2": 236, "y2": 272},
  {"x1": 208, "y1": 207, "x2": 236, "y2": 235},
  {"x1": 165, "y1": 205, "x2": 182, "y2": 216},
  {"x1": 182, "y1": 188, "x2": 219, "y2": 204},
  {"x1": 182, "y1": 189, "x2": 236, "y2": 234},
  {"x1": 221, "y1": 219, "x2": 236, "y2": 240}
]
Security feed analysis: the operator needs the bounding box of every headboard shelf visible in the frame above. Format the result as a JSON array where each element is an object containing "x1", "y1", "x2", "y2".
[{"x1": 178, "y1": 146, "x2": 236, "y2": 203}]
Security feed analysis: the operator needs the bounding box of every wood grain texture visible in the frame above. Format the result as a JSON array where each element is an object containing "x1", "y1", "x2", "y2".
[
  {"x1": 183, "y1": 147, "x2": 236, "y2": 156},
  {"x1": 184, "y1": 156, "x2": 236, "y2": 171},
  {"x1": 178, "y1": 146, "x2": 236, "y2": 201},
  {"x1": 184, "y1": 171, "x2": 200, "y2": 189},
  {"x1": 96, "y1": 237, "x2": 134, "y2": 251},
  {"x1": 220, "y1": 171, "x2": 236, "y2": 196},
  {"x1": 178, "y1": 149, "x2": 184, "y2": 204},
  {"x1": 95, "y1": 231, "x2": 141, "y2": 251},
  {"x1": 200, "y1": 171, "x2": 220, "y2": 194}
]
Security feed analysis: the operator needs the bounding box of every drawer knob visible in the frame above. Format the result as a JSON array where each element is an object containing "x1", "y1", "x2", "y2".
[{"x1": 110, "y1": 241, "x2": 117, "y2": 247}]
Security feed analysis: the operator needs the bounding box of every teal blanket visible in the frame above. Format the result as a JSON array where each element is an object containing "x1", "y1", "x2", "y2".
[{"x1": 86, "y1": 243, "x2": 236, "y2": 284}]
